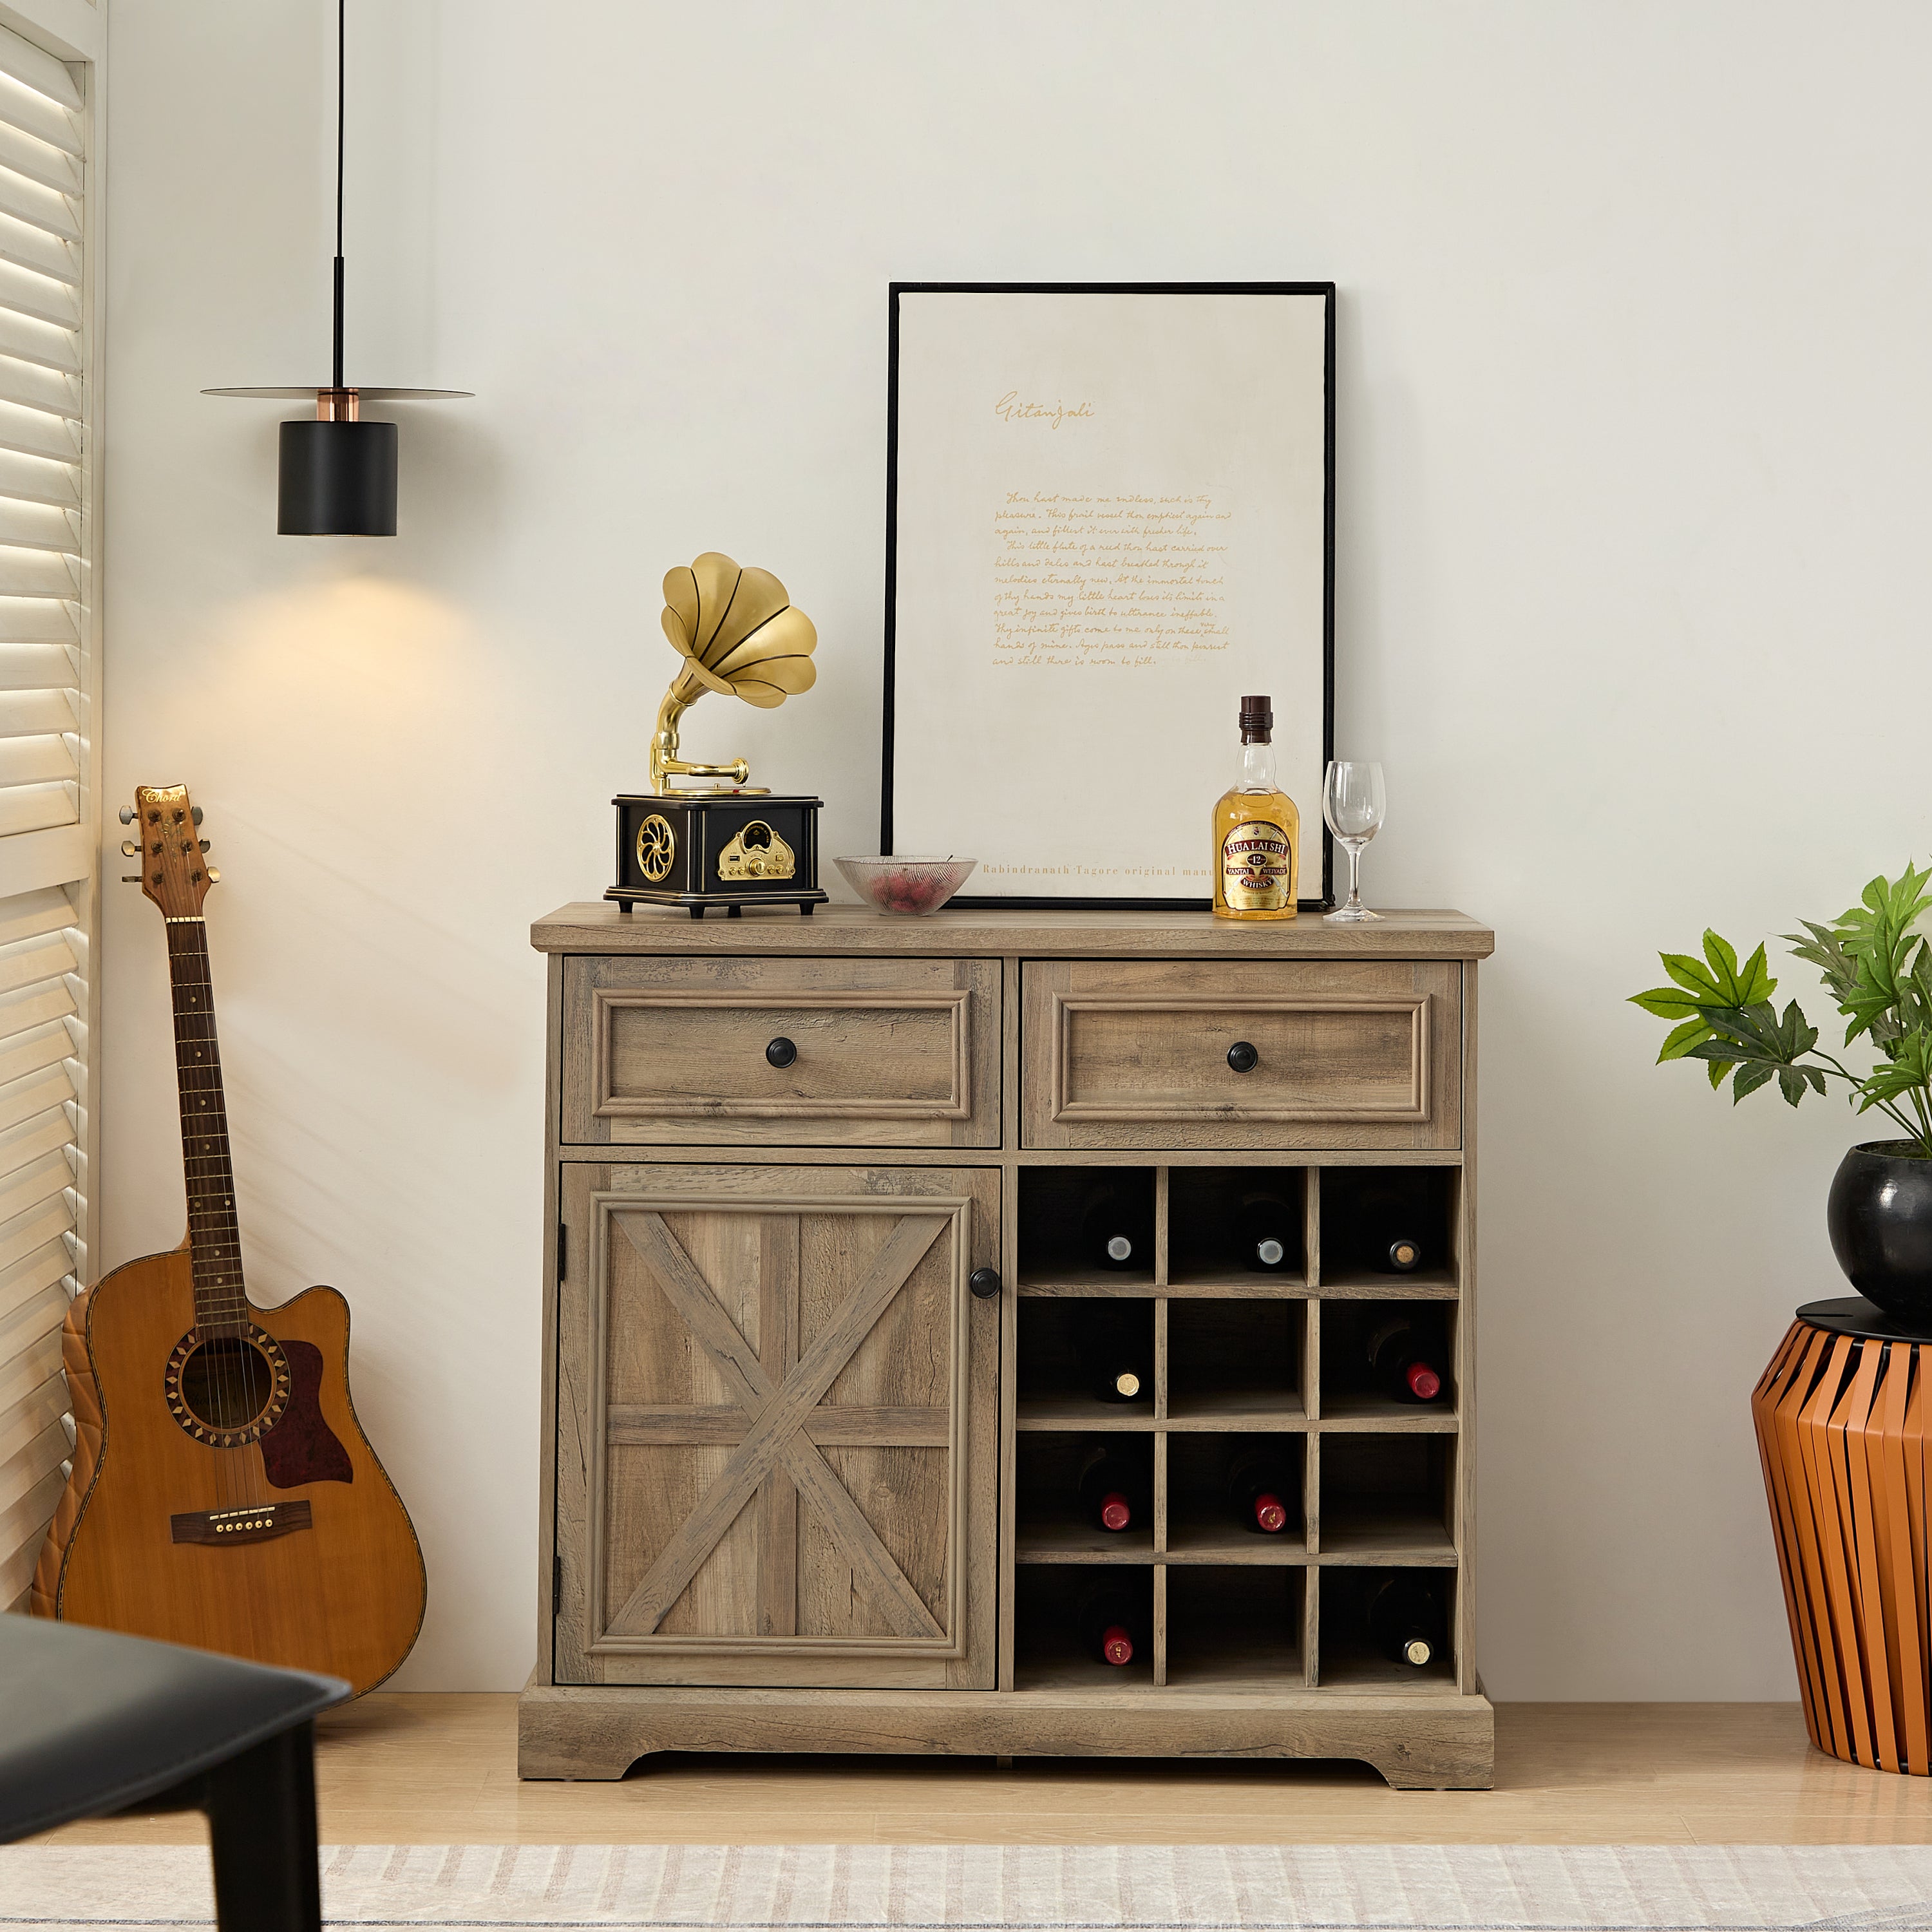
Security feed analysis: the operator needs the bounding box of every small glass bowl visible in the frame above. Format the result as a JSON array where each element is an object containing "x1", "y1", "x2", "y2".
[{"x1": 835, "y1": 855, "x2": 978, "y2": 916}]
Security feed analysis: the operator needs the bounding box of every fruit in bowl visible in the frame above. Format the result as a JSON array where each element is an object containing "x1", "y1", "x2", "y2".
[{"x1": 835, "y1": 855, "x2": 977, "y2": 916}]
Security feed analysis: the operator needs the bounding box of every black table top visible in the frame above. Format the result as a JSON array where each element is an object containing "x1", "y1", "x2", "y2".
[{"x1": 1797, "y1": 1295, "x2": 1932, "y2": 1345}]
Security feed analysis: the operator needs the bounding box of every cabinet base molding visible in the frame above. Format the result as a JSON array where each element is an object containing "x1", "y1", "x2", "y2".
[{"x1": 516, "y1": 1680, "x2": 1495, "y2": 1791}]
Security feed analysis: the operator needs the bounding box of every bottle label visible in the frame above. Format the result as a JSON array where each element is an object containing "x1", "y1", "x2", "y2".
[{"x1": 1221, "y1": 819, "x2": 1293, "y2": 910}]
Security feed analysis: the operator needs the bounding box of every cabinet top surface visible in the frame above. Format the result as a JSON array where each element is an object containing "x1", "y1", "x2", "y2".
[{"x1": 531, "y1": 902, "x2": 1494, "y2": 959}]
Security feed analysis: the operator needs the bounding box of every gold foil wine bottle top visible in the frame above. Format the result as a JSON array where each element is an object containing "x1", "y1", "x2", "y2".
[
  {"x1": 1114, "y1": 1371, "x2": 1141, "y2": 1399},
  {"x1": 1404, "y1": 1638, "x2": 1432, "y2": 1667}
]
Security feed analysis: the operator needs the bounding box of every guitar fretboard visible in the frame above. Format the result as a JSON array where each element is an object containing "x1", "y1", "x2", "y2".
[{"x1": 166, "y1": 920, "x2": 246, "y2": 1334}]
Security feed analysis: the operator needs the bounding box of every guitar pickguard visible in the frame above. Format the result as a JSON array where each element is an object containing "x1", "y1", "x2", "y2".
[{"x1": 258, "y1": 1338, "x2": 354, "y2": 1488}]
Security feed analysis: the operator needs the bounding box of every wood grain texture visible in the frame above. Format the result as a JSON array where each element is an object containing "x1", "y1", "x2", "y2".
[
  {"x1": 1021, "y1": 961, "x2": 1461, "y2": 1151},
  {"x1": 516, "y1": 1677, "x2": 1494, "y2": 1789},
  {"x1": 534, "y1": 904, "x2": 1496, "y2": 961},
  {"x1": 39, "y1": 1245, "x2": 425, "y2": 1696},
  {"x1": 533, "y1": 912, "x2": 1488, "y2": 1786},
  {"x1": 562, "y1": 956, "x2": 998, "y2": 1147},
  {"x1": 1753, "y1": 1316, "x2": 1932, "y2": 1775},
  {"x1": 554, "y1": 1163, "x2": 999, "y2": 1691}
]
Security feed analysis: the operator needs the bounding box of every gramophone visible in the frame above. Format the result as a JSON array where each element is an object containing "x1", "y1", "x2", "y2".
[{"x1": 607, "y1": 552, "x2": 828, "y2": 918}]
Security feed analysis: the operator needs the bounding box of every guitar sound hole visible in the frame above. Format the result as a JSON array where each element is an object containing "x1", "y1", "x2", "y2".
[{"x1": 179, "y1": 1336, "x2": 277, "y2": 1430}]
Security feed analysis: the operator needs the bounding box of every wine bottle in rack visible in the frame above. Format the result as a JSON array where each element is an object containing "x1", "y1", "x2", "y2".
[
  {"x1": 1077, "y1": 1442, "x2": 1144, "y2": 1532},
  {"x1": 1366, "y1": 1573, "x2": 1443, "y2": 1668},
  {"x1": 1078, "y1": 1584, "x2": 1144, "y2": 1667},
  {"x1": 1236, "y1": 1189, "x2": 1297, "y2": 1273},
  {"x1": 1082, "y1": 1186, "x2": 1151, "y2": 1273},
  {"x1": 1086, "y1": 1300, "x2": 1152, "y2": 1404},
  {"x1": 1365, "y1": 1313, "x2": 1444, "y2": 1403},
  {"x1": 1345, "y1": 1175, "x2": 1430, "y2": 1274},
  {"x1": 1226, "y1": 1444, "x2": 1296, "y2": 1533}
]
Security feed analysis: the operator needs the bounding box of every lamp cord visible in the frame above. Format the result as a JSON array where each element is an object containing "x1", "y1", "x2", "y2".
[{"x1": 331, "y1": 0, "x2": 345, "y2": 390}]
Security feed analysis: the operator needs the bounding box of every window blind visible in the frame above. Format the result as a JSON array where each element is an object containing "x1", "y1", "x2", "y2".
[{"x1": 0, "y1": 19, "x2": 94, "y2": 1614}]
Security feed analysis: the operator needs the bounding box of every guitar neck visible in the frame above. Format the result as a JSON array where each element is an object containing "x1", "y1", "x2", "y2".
[{"x1": 166, "y1": 918, "x2": 247, "y2": 1333}]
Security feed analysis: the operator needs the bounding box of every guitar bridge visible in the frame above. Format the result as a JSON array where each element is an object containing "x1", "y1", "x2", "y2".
[{"x1": 169, "y1": 1500, "x2": 313, "y2": 1546}]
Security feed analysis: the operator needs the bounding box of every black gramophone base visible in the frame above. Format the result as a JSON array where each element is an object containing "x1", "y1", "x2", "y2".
[{"x1": 607, "y1": 793, "x2": 825, "y2": 918}]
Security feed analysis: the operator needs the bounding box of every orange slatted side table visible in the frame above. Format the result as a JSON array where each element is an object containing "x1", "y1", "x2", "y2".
[{"x1": 1753, "y1": 1296, "x2": 1932, "y2": 1775}]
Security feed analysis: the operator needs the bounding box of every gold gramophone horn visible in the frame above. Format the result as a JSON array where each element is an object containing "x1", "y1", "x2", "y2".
[{"x1": 652, "y1": 553, "x2": 817, "y2": 794}]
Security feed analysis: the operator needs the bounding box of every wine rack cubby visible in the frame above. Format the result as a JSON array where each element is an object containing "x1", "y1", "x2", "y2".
[
  {"x1": 529, "y1": 905, "x2": 1493, "y2": 1788},
  {"x1": 1009, "y1": 1159, "x2": 1466, "y2": 1692}
]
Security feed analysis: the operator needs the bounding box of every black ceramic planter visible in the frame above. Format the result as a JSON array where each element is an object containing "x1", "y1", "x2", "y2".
[{"x1": 1826, "y1": 1141, "x2": 1932, "y2": 1327}]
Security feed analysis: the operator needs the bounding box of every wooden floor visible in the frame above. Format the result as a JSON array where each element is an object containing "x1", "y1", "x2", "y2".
[{"x1": 35, "y1": 1695, "x2": 1932, "y2": 1846}]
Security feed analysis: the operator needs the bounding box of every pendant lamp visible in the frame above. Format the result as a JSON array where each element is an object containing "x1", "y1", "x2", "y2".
[{"x1": 205, "y1": 0, "x2": 468, "y2": 534}]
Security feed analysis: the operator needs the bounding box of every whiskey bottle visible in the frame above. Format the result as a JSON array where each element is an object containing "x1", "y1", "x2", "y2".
[{"x1": 1212, "y1": 694, "x2": 1299, "y2": 920}]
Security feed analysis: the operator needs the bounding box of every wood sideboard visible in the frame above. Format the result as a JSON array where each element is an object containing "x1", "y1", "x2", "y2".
[{"x1": 522, "y1": 903, "x2": 1495, "y2": 1788}]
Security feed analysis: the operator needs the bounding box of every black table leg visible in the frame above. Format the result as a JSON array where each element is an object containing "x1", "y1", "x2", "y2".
[{"x1": 201, "y1": 1720, "x2": 322, "y2": 1932}]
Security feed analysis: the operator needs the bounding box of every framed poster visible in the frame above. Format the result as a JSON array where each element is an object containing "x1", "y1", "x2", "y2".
[{"x1": 883, "y1": 281, "x2": 1334, "y2": 910}]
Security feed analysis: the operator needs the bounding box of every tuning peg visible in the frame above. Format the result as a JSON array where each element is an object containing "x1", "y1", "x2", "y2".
[
  {"x1": 206, "y1": 867, "x2": 221, "y2": 884},
  {"x1": 119, "y1": 839, "x2": 139, "y2": 858},
  {"x1": 120, "y1": 874, "x2": 140, "y2": 884},
  {"x1": 117, "y1": 806, "x2": 135, "y2": 824},
  {"x1": 198, "y1": 840, "x2": 211, "y2": 854},
  {"x1": 191, "y1": 807, "x2": 204, "y2": 826}
]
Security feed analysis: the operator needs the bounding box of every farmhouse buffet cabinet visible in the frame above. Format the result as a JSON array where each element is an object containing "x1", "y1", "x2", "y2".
[{"x1": 523, "y1": 904, "x2": 1495, "y2": 1789}]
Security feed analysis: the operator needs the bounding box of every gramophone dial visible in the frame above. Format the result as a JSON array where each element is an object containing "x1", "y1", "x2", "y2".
[{"x1": 636, "y1": 814, "x2": 676, "y2": 884}]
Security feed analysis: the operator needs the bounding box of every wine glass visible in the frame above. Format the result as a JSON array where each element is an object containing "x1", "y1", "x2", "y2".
[{"x1": 1322, "y1": 761, "x2": 1385, "y2": 923}]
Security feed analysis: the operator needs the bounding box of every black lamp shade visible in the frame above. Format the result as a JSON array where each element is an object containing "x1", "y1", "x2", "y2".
[{"x1": 278, "y1": 418, "x2": 397, "y2": 535}]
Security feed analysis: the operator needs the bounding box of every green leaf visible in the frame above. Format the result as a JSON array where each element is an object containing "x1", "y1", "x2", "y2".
[
  {"x1": 1657, "y1": 1016, "x2": 1713, "y2": 1062},
  {"x1": 1707, "y1": 1056, "x2": 1734, "y2": 1089},
  {"x1": 1732, "y1": 1063, "x2": 1776, "y2": 1103},
  {"x1": 1662, "y1": 952, "x2": 1721, "y2": 999},
  {"x1": 1703, "y1": 929, "x2": 1741, "y2": 984},
  {"x1": 1631, "y1": 986, "x2": 1706, "y2": 1021},
  {"x1": 1738, "y1": 943, "x2": 1776, "y2": 1007}
]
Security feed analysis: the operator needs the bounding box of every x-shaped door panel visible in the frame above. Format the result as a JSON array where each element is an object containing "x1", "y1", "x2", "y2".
[{"x1": 560, "y1": 1174, "x2": 994, "y2": 1685}]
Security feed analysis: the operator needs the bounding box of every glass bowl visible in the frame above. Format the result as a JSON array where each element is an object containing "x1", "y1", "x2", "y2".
[{"x1": 835, "y1": 855, "x2": 978, "y2": 916}]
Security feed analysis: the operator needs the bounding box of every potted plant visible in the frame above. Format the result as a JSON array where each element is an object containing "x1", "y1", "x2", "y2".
[{"x1": 1631, "y1": 864, "x2": 1932, "y2": 1325}]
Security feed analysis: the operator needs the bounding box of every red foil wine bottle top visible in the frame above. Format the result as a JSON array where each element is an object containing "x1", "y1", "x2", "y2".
[
  {"x1": 1101, "y1": 1624, "x2": 1133, "y2": 1665},
  {"x1": 1100, "y1": 1492, "x2": 1131, "y2": 1531},
  {"x1": 1253, "y1": 1492, "x2": 1287, "y2": 1533},
  {"x1": 1406, "y1": 1361, "x2": 1442, "y2": 1401}
]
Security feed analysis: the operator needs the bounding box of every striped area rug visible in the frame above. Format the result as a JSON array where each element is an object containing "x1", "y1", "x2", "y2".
[{"x1": 1, "y1": 1844, "x2": 1929, "y2": 1931}]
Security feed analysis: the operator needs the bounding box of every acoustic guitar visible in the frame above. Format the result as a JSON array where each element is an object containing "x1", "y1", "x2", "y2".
[{"x1": 30, "y1": 783, "x2": 425, "y2": 1696}]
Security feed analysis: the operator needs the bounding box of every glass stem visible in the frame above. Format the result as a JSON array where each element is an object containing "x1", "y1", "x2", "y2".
[{"x1": 1346, "y1": 842, "x2": 1363, "y2": 910}]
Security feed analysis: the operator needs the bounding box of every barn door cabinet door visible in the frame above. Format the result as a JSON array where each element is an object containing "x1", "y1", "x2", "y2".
[{"x1": 554, "y1": 1163, "x2": 999, "y2": 1689}]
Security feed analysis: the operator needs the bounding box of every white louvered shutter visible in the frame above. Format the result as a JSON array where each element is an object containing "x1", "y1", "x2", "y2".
[{"x1": 0, "y1": 19, "x2": 97, "y2": 1614}]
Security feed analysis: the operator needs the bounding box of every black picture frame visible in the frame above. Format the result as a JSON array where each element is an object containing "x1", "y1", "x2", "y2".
[{"x1": 882, "y1": 279, "x2": 1336, "y2": 911}]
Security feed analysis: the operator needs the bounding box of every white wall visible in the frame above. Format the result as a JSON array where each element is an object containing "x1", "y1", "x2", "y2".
[{"x1": 100, "y1": 0, "x2": 1932, "y2": 1696}]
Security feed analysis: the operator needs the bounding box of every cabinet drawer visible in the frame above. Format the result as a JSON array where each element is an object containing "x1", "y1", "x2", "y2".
[
  {"x1": 561, "y1": 956, "x2": 1000, "y2": 1146},
  {"x1": 1021, "y1": 960, "x2": 1461, "y2": 1150}
]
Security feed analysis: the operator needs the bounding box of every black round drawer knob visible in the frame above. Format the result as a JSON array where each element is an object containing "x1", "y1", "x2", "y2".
[
  {"x1": 765, "y1": 1037, "x2": 798, "y2": 1068},
  {"x1": 969, "y1": 1267, "x2": 1002, "y2": 1300},
  {"x1": 1227, "y1": 1040, "x2": 1260, "y2": 1074}
]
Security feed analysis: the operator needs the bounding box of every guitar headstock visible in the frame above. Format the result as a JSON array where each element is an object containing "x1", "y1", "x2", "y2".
[{"x1": 122, "y1": 784, "x2": 218, "y2": 918}]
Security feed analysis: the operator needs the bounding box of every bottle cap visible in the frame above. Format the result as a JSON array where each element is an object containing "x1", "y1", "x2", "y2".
[
  {"x1": 1253, "y1": 1492, "x2": 1287, "y2": 1533},
  {"x1": 1255, "y1": 1236, "x2": 1285, "y2": 1267},
  {"x1": 1402, "y1": 1637, "x2": 1432, "y2": 1667},
  {"x1": 1101, "y1": 1624, "x2": 1134, "y2": 1666},
  {"x1": 1406, "y1": 1361, "x2": 1442, "y2": 1401},
  {"x1": 1239, "y1": 694, "x2": 1273, "y2": 743},
  {"x1": 1106, "y1": 1234, "x2": 1133, "y2": 1262},
  {"x1": 1100, "y1": 1492, "x2": 1132, "y2": 1531},
  {"x1": 1114, "y1": 1370, "x2": 1141, "y2": 1399},
  {"x1": 1388, "y1": 1239, "x2": 1420, "y2": 1270}
]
